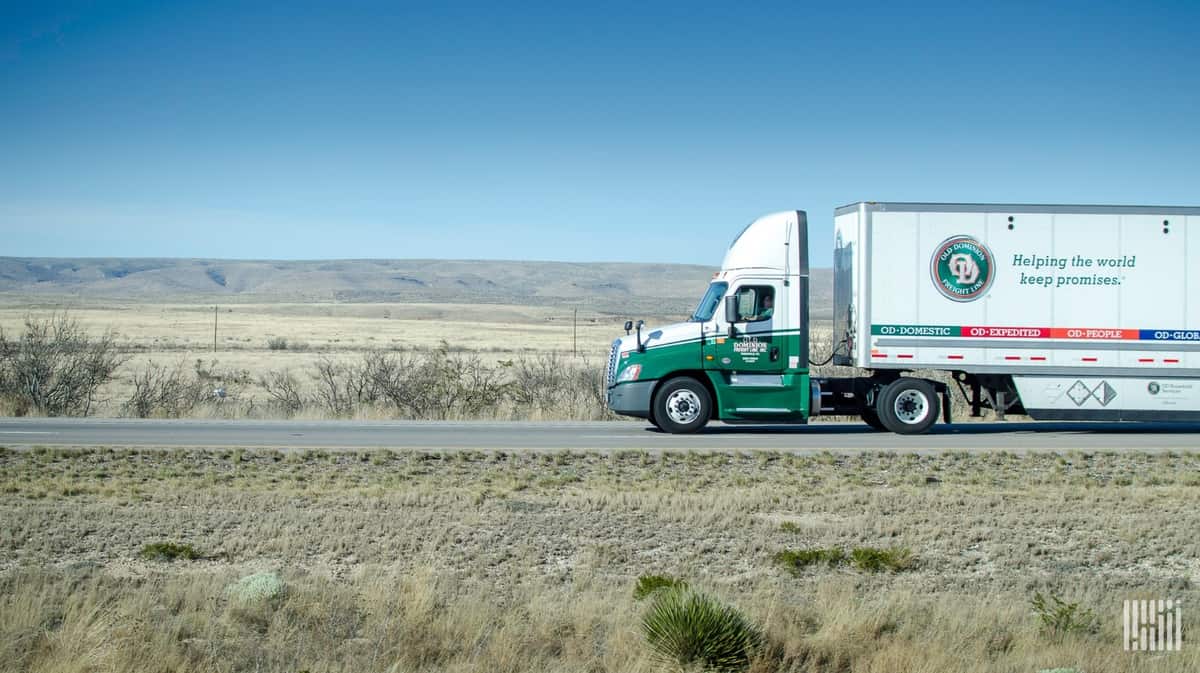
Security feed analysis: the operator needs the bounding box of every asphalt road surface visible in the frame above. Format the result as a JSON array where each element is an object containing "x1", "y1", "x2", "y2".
[{"x1": 1, "y1": 418, "x2": 1199, "y2": 451}]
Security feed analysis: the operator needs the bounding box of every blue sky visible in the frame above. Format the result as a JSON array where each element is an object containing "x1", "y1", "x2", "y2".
[{"x1": 2, "y1": 1, "x2": 1198, "y2": 267}]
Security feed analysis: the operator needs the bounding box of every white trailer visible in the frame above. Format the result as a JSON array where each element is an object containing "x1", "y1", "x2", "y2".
[{"x1": 833, "y1": 202, "x2": 1200, "y2": 422}]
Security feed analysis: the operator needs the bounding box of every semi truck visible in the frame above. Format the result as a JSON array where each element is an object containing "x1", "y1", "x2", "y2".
[{"x1": 605, "y1": 202, "x2": 1200, "y2": 434}]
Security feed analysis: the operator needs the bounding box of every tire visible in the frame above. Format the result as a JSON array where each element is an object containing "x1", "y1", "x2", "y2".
[
  {"x1": 648, "y1": 408, "x2": 664, "y2": 432},
  {"x1": 876, "y1": 378, "x2": 940, "y2": 435},
  {"x1": 651, "y1": 377, "x2": 712, "y2": 434},
  {"x1": 860, "y1": 407, "x2": 887, "y2": 431}
]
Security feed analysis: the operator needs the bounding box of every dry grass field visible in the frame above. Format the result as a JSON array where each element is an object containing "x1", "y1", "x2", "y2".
[
  {"x1": 0, "y1": 300, "x2": 855, "y2": 421},
  {"x1": 0, "y1": 301, "x2": 643, "y2": 419},
  {"x1": 0, "y1": 301, "x2": 628, "y2": 356},
  {"x1": 0, "y1": 259, "x2": 835, "y2": 420},
  {"x1": 2, "y1": 446, "x2": 1197, "y2": 672}
]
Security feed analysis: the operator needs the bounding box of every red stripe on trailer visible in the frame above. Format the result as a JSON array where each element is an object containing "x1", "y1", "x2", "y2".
[
  {"x1": 1165, "y1": 358, "x2": 1180, "y2": 364},
  {"x1": 1082, "y1": 357, "x2": 1098, "y2": 362},
  {"x1": 963, "y1": 326, "x2": 1050, "y2": 338},
  {"x1": 872, "y1": 353, "x2": 887, "y2": 359},
  {"x1": 1030, "y1": 356, "x2": 1047, "y2": 361},
  {"x1": 897, "y1": 354, "x2": 914, "y2": 359},
  {"x1": 947, "y1": 355, "x2": 964, "y2": 360},
  {"x1": 1138, "y1": 358, "x2": 1155, "y2": 363},
  {"x1": 1004, "y1": 356, "x2": 1021, "y2": 360}
]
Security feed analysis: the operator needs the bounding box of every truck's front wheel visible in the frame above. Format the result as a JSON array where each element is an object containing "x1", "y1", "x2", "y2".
[
  {"x1": 652, "y1": 378, "x2": 712, "y2": 434},
  {"x1": 877, "y1": 379, "x2": 940, "y2": 434}
]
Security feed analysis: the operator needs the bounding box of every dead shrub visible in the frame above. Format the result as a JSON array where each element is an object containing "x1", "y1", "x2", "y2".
[
  {"x1": 122, "y1": 361, "x2": 209, "y2": 418},
  {"x1": 368, "y1": 344, "x2": 508, "y2": 419},
  {"x1": 508, "y1": 353, "x2": 608, "y2": 419},
  {"x1": 0, "y1": 314, "x2": 124, "y2": 416},
  {"x1": 259, "y1": 346, "x2": 605, "y2": 420},
  {"x1": 313, "y1": 356, "x2": 381, "y2": 417},
  {"x1": 260, "y1": 370, "x2": 306, "y2": 416}
]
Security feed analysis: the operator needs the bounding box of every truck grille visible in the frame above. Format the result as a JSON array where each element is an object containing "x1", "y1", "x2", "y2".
[{"x1": 606, "y1": 339, "x2": 621, "y2": 387}]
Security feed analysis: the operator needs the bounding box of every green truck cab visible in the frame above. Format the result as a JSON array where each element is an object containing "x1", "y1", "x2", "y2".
[{"x1": 606, "y1": 210, "x2": 821, "y2": 432}]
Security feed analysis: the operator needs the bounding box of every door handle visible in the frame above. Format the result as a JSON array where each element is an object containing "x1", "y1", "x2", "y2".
[{"x1": 770, "y1": 347, "x2": 780, "y2": 362}]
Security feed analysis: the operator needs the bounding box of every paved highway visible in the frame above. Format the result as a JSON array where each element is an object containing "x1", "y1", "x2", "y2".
[{"x1": 1, "y1": 418, "x2": 1199, "y2": 450}]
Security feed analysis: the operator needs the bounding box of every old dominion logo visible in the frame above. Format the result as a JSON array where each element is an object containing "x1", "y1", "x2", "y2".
[{"x1": 930, "y1": 235, "x2": 994, "y2": 302}]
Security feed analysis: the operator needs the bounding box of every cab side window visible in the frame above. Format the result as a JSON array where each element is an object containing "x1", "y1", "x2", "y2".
[{"x1": 735, "y1": 286, "x2": 775, "y2": 322}]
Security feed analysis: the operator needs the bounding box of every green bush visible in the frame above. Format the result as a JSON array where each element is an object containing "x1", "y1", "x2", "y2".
[
  {"x1": 774, "y1": 546, "x2": 913, "y2": 574},
  {"x1": 634, "y1": 574, "x2": 687, "y2": 601},
  {"x1": 139, "y1": 542, "x2": 201, "y2": 562},
  {"x1": 641, "y1": 587, "x2": 763, "y2": 672},
  {"x1": 849, "y1": 546, "x2": 913, "y2": 573},
  {"x1": 773, "y1": 548, "x2": 846, "y2": 574},
  {"x1": 1031, "y1": 592, "x2": 1098, "y2": 638}
]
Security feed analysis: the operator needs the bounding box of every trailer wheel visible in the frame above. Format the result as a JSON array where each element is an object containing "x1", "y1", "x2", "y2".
[
  {"x1": 652, "y1": 377, "x2": 711, "y2": 434},
  {"x1": 860, "y1": 408, "x2": 887, "y2": 432},
  {"x1": 877, "y1": 379, "x2": 940, "y2": 434}
]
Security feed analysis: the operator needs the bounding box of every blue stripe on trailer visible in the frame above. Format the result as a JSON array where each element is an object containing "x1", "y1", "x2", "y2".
[{"x1": 1140, "y1": 330, "x2": 1200, "y2": 341}]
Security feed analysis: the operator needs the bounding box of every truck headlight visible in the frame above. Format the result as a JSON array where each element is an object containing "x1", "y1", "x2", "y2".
[{"x1": 616, "y1": 364, "x2": 642, "y2": 382}]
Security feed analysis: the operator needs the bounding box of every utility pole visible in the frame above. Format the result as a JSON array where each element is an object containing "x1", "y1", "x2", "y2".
[
  {"x1": 573, "y1": 308, "x2": 578, "y2": 357},
  {"x1": 213, "y1": 305, "x2": 218, "y2": 353}
]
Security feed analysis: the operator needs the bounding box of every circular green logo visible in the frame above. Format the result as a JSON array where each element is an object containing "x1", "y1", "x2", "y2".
[{"x1": 930, "y1": 236, "x2": 994, "y2": 302}]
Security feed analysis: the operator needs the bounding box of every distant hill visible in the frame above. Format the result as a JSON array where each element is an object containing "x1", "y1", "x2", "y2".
[{"x1": 0, "y1": 257, "x2": 833, "y2": 317}]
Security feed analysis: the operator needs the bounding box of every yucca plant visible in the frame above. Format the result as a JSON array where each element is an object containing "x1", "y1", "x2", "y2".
[{"x1": 641, "y1": 587, "x2": 763, "y2": 672}]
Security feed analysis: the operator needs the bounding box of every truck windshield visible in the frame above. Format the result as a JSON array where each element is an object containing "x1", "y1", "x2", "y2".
[{"x1": 690, "y1": 282, "x2": 728, "y2": 321}]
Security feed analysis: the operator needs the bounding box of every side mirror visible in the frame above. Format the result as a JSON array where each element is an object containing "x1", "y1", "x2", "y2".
[
  {"x1": 624, "y1": 320, "x2": 633, "y2": 335},
  {"x1": 636, "y1": 320, "x2": 645, "y2": 352},
  {"x1": 724, "y1": 297, "x2": 739, "y2": 337}
]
